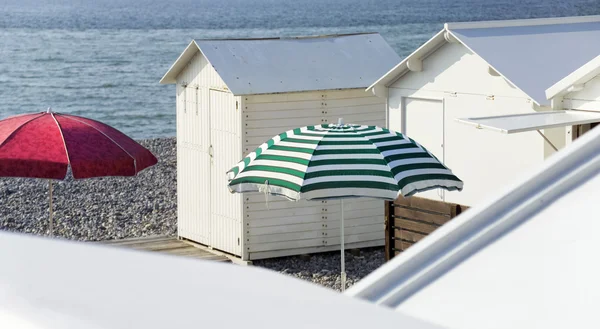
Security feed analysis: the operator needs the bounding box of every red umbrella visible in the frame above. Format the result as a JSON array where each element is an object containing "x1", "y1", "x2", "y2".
[{"x1": 0, "y1": 109, "x2": 158, "y2": 236}]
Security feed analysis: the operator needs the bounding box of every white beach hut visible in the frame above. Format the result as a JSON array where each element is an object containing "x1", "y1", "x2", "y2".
[
  {"x1": 345, "y1": 108, "x2": 600, "y2": 329},
  {"x1": 367, "y1": 15, "x2": 600, "y2": 207},
  {"x1": 160, "y1": 33, "x2": 400, "y2": 261}
]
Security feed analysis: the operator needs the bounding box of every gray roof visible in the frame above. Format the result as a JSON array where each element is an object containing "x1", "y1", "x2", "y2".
[
  {"x1": 452, "y1": 20, "x2": 600, "y2": 105},
  {"x1": 161, "y1": 33, "x2": 401, "y2": 95}
]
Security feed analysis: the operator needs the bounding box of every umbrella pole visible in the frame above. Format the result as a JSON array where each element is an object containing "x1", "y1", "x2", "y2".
[
  {"x1": 48, "y1": 179, "x2": 53, "y2": 237},
  {"x1": 340, "y1": 199, "x2": 346, "y2": 292}
]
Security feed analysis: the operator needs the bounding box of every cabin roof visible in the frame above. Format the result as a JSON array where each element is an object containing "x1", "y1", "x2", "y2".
[
  {"x1": 546, "y1": 54, "x2": 600, "y2": 99},
  {"x1": 368, "y1": 15, "x2": 600, "y2": 106},
  {"x1": 160, "y1": 33, "x2": 401, "y2": 96}
]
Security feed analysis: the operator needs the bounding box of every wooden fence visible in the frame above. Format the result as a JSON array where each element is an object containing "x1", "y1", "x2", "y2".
[{"x1": 385, "y1": 195, "x2": 469, "y2": 260}]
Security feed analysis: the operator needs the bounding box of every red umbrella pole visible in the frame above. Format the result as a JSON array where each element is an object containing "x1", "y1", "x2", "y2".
[{"x1": 49, "y1": 179, "x2": 53, "y2": 237}]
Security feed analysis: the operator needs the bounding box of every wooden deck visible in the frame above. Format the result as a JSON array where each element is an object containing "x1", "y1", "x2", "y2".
[{"x1": 101, "y1": 236, "x2": 230, "y2": 262}]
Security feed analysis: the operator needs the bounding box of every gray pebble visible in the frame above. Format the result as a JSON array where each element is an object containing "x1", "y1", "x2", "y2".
[
  {"x1": 0, "y1": 138, "x2": 177, "y2": 241},
  {"x1": 0, "y1": 137, "x2": 385, "y2": 291}
]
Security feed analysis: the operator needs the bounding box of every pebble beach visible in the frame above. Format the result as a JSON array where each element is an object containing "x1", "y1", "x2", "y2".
[{"x1": 0, "y1": 137, "x2": 384, "y2": 291}]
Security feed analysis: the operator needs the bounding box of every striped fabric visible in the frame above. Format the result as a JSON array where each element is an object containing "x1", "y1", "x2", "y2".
[{"x1": 227, "y1": 123, "x2": 463, "y2": 201}]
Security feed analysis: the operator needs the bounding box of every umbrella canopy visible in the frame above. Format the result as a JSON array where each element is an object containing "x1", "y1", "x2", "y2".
[
  {"x1": 227, "y1": 122, "x2": 463, "y2": 200},
  {"x1": 0, "y1": 109, "x2": 158, "y2": 236},
  {"x1": 227, "y1": 120, "x2": 463, "y2": 291},
  {"x1": 0, "y1": 110, "x2": 157, "y2": 179}
]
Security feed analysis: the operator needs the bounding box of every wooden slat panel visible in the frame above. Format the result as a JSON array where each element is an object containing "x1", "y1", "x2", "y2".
[
  {"x1": 243, "y1": 118, "x2": 385, "y2": 138},
  {"x1": 385, "y1": 196, "x2": 469, "y2": 261},
  {"x1": 103, "y1": 235, "x2": 173, "y2": 246},
  {"x1": 249, "y1": 239, "x2": 383, "y2": 260},
  {"x1": 248, "y1": 231, "x2": 383, "y2": 252},
  {"x1": 245, "y1": 93, "x2": 324, "y2": 104},
  {"x1": 244, "y1": 89, "x2": 371, "y2": 104},
  {"x1": 248, "y1": 209, "x2": 383, "y2": 227},
  {"x1": 247, "y1": 201, "x2": 382, "y2": 218},
  {"x1": 393, "y1": 218, "x2": 438, "y2": 235},
  {"x1": 246, "y1": 100, "x2": 324, "y2": 112},
  {"x1": 393, "y1": 239, "x2": 415, "y2": 252},
  {"x1": 395, "y1": 230, "x2": 427, "y2": 243},
  {"x1": 394, "y1": 207, "x2": 450, "y2": 226},
  {"x1": 248, "y1": 224, "x2": 382, "y2": 244},
  {"x1": 249, "y1": 216, "x2": 383, "y2": 236},
  {"x1": 100, "y1": 236, "x2": 230, "y2": 262},
  {"x1": 327, "y1": 96, "x2": 384, "y2": 107},
  {"x1": 394, "y1": 195, "x2": 453, "y2": 215}
]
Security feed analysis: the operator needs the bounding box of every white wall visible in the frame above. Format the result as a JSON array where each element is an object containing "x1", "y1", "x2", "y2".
[
  {"x1": 388, "y1": 42, "x2": 544, "y2": 206},
  {"x1": 242, "y1": 89, "x2": 386, "y2": 260}
]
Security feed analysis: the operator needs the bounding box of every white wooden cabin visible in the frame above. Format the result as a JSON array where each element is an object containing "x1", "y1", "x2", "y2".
[
  {"x1": 160, "y1": 33, "x2": 400, "y2": 260},
  {"x1": 346, "y1": 108, "x2": 600, "y2": 329},
  {"x1": 367, "y1": 15, "x2": 600, "y2": 207}
]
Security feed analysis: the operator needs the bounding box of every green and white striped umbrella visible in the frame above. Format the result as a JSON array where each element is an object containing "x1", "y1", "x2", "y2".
[{"x1": 227, "y1": 122, "x2": 463, "y2": 200}]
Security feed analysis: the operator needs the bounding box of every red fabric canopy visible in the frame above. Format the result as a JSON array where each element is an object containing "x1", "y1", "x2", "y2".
[{"x1": 0, "y1": 112, "x2": 158, "y2": 179}]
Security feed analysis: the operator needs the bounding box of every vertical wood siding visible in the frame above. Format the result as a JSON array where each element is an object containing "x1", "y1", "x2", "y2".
[
  {"x1": 176, "y1": 52, "x2": 242, "y2": 255},
  {"x1": 209, "y1": 89, "x2": 243, "y2": 255}
]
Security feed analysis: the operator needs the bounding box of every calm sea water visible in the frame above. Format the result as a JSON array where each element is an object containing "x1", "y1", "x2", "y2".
[{"x1": 1, "y1": 0, "x2": 598, "y2": 139}]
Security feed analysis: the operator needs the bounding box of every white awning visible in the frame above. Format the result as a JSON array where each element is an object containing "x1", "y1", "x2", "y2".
[{"x1": 456, "y1": 110, "x2": 600, "y2": 134}]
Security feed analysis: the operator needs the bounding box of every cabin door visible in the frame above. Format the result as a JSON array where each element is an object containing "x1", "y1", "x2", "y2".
[
  {"x1": 209, "y1": 89, "x2": 242, "y2": 254},
  {"x1": 404, "y1": 97, "x2": 445, "y2": 201}
]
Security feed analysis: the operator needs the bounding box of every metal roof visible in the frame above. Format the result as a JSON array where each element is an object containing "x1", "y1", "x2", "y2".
[
  {"x1": 160, "y1": 33, "x2": 401, "y2": 95},
  {"x1": 346, "y1": 121, "x2": 600, "y2": 329},
  {"x1": 368, "y1": 15, "x2": 600, "y2": 106},
  {"x1": 546, "y1": 54, "x2": 600, "y2": 99}
]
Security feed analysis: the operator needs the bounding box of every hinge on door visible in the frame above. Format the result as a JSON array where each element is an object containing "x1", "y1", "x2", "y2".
[
  {"x1": 236, "y1": 101, "x2": 239, "y2": 110},
  {"x1": 238, "y1": 238, "x2": 240, "y2": 245}
]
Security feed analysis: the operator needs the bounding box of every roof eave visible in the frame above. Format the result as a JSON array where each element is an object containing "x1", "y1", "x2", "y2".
[
  {"x1": 366, "y1": 28, "x2": 542, "y2": 106},
  {"x1": 445, "y1": 30, "x2": 542, "y2": 106},
  {"x1": 545, "y1": 54, "x2": 600, "y2": 100},
  {"x1": 159, "y1": 40, "x2": 201, "y2": 85},
  {"x1": 445, "y1": 15, "x2": 600, "y2": 30},
  {"x1": 366, "y1": 30, "x2": 447, "y2": 92}
]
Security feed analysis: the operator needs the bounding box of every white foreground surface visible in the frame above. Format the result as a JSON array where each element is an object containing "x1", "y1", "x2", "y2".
[
  {"x1": 347, "y1": 123, "x2": 600, "y2": 329},
  {"x1": 0, "y1": 232, "x2": 441, "y2": 329}
]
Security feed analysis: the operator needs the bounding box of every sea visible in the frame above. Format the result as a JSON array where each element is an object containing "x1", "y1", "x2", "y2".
[{"x1": 0, "y1": 0, "x2": 598, "y2": 139}]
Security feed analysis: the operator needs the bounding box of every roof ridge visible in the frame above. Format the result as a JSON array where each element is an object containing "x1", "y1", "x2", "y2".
[
  {"x1": 194, "y1": 32, "x2": 379, "y2": 42},
  {"x1": 445, "y1": 14, "x2": 600, "y2": 30}
]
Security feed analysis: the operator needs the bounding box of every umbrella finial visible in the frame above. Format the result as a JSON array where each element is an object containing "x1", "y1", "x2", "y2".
[
  {"x1": 46, "y1": 107, "x2": 52, "y2": 113},
  {"x1": 337, "y1": 118, "x2": 344, "y2": 126}
]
